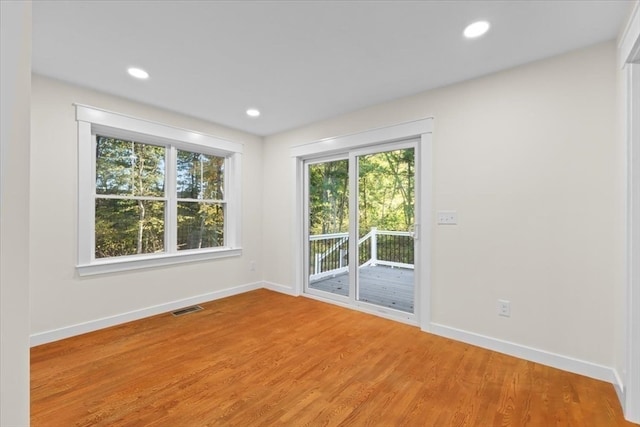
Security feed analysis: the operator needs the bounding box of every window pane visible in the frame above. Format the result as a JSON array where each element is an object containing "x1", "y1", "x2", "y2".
[
  {"x1": 307, "y1": 159, "x2": 349, "y2": 298},
  {"x1": 95, "y1": 199, "x2": 165, "y2": 258},
  {"x1": 358, "y1": 149, "x2": 414, "y2": 236},
  {"x1": 308, "y1": 159, "x2": 349, "y2": 235},
  {"x1": 177, "y1": 150, "x2": 224, "y2": 200},
  {"x1": 177, "y1": 202, "x2": 224, "y2": 250},
  {"x1": 96, "y1": 136, "x2": 165, "y2": 197}
]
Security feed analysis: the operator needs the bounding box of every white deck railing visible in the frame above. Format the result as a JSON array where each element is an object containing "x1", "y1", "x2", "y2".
[{"x1": 309, "y1": 227, "x2": 414, "y2": 280}]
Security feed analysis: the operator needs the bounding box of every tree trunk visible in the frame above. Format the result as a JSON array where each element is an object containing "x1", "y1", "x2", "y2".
[
  {"x1": 198, "y1": 208, "x2": 205, "y2": 248},
  {"x1": 137, "y1": 200, "x2": 145, "y2": 254}
]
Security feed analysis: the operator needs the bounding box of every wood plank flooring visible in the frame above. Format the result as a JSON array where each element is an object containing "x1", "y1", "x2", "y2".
[
  {"x1": 31, "y1": 289, "x2": 636, "y2": 427},
  {"x1": 310, "y1": 265, "x2": 414, "y2": 312}
]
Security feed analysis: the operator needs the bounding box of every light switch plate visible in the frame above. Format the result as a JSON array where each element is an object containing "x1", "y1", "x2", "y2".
[{"x1": 437, "y1": 210, "x2": 457, "y2": 225}]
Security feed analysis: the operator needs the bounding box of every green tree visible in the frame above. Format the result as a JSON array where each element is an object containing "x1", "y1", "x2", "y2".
[
  {"x1": 176, "y1": 150, "x2": 225, "y2": 249},
  {"x1": 307, "y1": 149, "x2": 415, "y2": 237},
  {"x1": 95, "y1": 137, "x2": 165, "y2": 258},
  {"x1": 308, "y1": 160, "x2": 349, "y2": 235},
  {"x1": 358, "y1": 148, "x2": 414, "y2": 235}
]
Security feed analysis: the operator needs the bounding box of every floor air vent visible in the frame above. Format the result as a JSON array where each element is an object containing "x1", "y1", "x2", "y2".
[{"x1": 171, "y1": 305, "x2": 203, "y2": 317}]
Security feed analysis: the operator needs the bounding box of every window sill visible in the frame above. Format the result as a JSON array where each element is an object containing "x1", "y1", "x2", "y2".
[{"x1": 77, "y1": 247, "x2": 242, "y2": 277}]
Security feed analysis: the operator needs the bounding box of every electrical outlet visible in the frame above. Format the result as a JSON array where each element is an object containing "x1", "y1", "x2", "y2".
[
  {"x1": 437, "y1": 210, "x2": 457, "y2": 225},
  {"x1": 497, "y1": 299, "x2": 511, "y2": 317},
  {"x1": 249, "y1": 261, "x2": 256, "y2": 271}
]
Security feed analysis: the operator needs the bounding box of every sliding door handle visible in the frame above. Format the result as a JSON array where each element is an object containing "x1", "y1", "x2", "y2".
[{"x1": 409, "y1": 224, "x2": 419, "y2": 240}]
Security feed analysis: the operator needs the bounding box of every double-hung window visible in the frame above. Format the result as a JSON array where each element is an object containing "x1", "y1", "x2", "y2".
[{"x1": 76, "y1": 105, "x2": 242, "y2": 275}]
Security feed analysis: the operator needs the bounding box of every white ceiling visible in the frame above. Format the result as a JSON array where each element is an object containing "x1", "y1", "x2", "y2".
[{"x1": 32, "y1": 1, "x2": 633, "y2": 136}]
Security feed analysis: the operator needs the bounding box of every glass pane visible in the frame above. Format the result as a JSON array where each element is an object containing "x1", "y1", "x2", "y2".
[
  {"x1": 177, "y1": 202, "x2": 224, "y2": 250},
  {"x1": 358, "y1": 149, "x2": 414, "y2": 238},
  {"x1": 357, "y1": 148, "x2": 415, "y2": 313},
  {"x1": 177, "y1": 151, "x2": 224, "y2": 200},
  {"x1": 95, "y1": 136, "x2": 165, "y2": 197},
  {"x1": 95, "y1": 199, "x2": 165, "y2": 258},
  {"x1": 307, "y1": 159, "x2": 349, "y2": 297}
]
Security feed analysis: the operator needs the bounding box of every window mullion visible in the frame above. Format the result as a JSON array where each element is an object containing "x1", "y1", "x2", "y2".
[
  {"x1": 176, "y1": 198, "x2": 224, "y2": 203},
  {"x1": 166, "y1": 146, "x2": 177, "y2": 254},
  {"x1": 95, "y1": 194, "x2": 167, "y2": 201}
]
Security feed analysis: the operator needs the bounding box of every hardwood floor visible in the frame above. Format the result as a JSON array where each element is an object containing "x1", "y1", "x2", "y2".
[{"x1": 31, "y1": 289, "x2": 636, "y2": 427}]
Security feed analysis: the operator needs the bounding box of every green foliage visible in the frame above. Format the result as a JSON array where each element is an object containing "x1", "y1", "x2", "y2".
[
  {"x1": 96, "y1": 137, "x2": 164, "y2": 196},
  {"x1": 177, "y1": 202, "x2": 224, "y2": 250},
  {"x1": 176, "y1": 150, "x2": 225, "y2": 250},
  {"x1": 308, "y1": 160, "x2": 349, "y2": 235},
  {"x1": 94, "y1": 139, "x2": 226, "y2": 258},
  {"x1": 308, "y1": 148, "x2": 415, "y2": 269},
  {"x1": 95, "y1": 199, "x2": 164, "y2": 258},
  {"x1": 95, "y1": 136, "x2": 166, "y2": 258},
  {"x1": 177, "y1": 150, "x2": 224, "y2": 200},
  {"x1": 308, "y1": 149, "x2": 415, "y2": 236},
  {"x1": 358, "y1": 149, "x2": 414, "y2": 235}
]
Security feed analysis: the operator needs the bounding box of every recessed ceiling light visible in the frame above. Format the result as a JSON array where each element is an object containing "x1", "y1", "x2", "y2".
[
  {"x1": 246, "y1": 108, "x2": 261, "y2": 117},
  {"x1": 127, "y1": 67, "x2": 149, "y2": 79},
  {"x1": 464, "y1": 21, "x2": 490, "y2": 39}
]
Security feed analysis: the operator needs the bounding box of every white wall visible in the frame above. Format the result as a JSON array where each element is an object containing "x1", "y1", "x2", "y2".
[
  {"x1": 263, "y1": 41, "x2": 623, "y2": 368},
  {"x1": 1, "y1": 1, "x2": 32, "y2": 425},
  {"x1": 30, "y1": 75, "x2": 263, "y2": 338}
]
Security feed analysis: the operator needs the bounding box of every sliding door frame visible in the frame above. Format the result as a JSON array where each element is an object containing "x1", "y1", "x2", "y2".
[
  {"x1": 349, "y1": 139, "x2": 418, "y2": 320},
  {"x1": 303, "y1": 153, "x2": 351, "y2": 304},
  {"x1": 291, "y1": 119, "x2": 433, "y2": 329}
]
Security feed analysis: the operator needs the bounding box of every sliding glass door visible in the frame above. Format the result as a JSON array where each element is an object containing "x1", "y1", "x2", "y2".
[
  {"x1": 305, "y1": 140, "x2": 417, "y2": 318},
  {"x1": 354, "y1": 146, "x2": 415, "y2": 313},
  {"x1": 306, "y1": 156, "x2": 350, "y2": 301}
]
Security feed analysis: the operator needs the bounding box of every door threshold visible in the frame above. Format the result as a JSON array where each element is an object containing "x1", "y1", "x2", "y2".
[{"x1": 302, "y1": 292, "x2": 418, "y2": 327}]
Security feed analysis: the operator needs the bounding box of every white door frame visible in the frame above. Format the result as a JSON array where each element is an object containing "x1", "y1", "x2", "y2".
[
  {"x1": 619, "y1": 1, "x2": 640, "y2": 422},
  {"x1": 302, "y1": 153, "x2": 351, "y2": 305},
  {"x1": 291, "y1": 118, "x2": 433, "y2": 330},
  {"x1": 349, "y1": 139, "x2": 418, "y2": 321},
  {"x1": 625, "y1": 63, "x2": 640, "y2": 423}
]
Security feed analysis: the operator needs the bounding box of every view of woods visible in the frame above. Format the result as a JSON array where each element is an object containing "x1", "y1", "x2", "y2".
[
  {"x1": 358, "y1": 149, "x2": 414, "y2": 237},
  {"x1": 308, "y1": 159, "x2": 349, "y2": 235},
  {"x1": 95, "y1": 137, "x2": 165, "y2": 258},
  {"x1": 94, "y1": 136, "x2": 225, "y2": 259},
  {"x1": 307, "y1": 148, "x2": 415, "y2": 237},
  {"x1": 307, "y1": 148, "x2": 415, "y2": 273},
  {"x1": 176, "y1": 150, "x2": 225, "y2": 252}
]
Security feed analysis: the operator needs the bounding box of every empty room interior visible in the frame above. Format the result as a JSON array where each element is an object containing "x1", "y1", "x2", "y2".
[{"x1": 2, "y1": 0, "x2": 640, "y2": 426}]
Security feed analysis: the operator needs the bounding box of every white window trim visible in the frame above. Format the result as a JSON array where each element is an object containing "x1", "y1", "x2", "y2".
[{"x1": 76, "y1": 104, "x2": 243, "y2": 276}]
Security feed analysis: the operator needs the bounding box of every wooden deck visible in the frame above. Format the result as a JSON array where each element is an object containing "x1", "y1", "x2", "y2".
[{"x1": 309, "y1": 265, "x2": 414, "y2": 313}]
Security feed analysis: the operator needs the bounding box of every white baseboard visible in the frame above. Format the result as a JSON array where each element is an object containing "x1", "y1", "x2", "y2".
[
  {"x1": 430, "y1": 322, "x2": 618, "y2": 385},
  {"x1": 613, "y1": 369, "x2": 626, "y2": 411},
  {"x1": 30, "y1": 281, "x2": 263, "y2": 347},
  {"x1": 262, "y1": 281, "x2": 299, "y2": 296}
]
